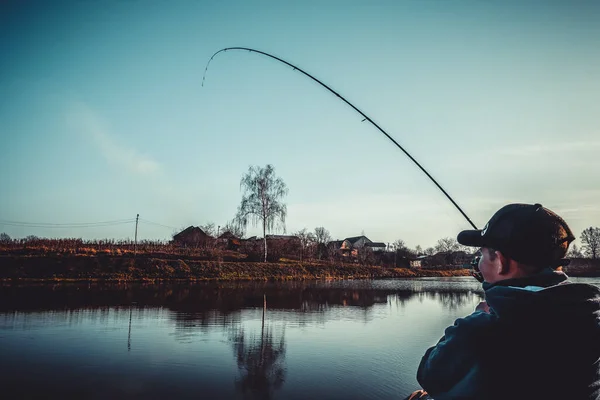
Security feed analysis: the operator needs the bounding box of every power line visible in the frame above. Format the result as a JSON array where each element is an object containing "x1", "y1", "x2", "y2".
[
  {"x1": 0, "y1": 218, "x2": 135, "y2": 226},
  {"x1": 0, "y1": 218, "x2": 178, "y2": 231},
  {"x1": 138, "y1": 218, "x2": 177, "y2": 230},
  {"x1": 0, "y1": 219, "x2": 135, "y2": 228}
]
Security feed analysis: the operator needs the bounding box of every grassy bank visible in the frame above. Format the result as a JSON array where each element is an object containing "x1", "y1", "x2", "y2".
[{"x1": 0, "y1": 254, "x2": 471, "y2": 282}]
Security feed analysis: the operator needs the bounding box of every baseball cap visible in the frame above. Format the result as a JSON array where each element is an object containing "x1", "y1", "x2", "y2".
[{"x1": 457, "y1": 203, "x2": 575, "y2": 268}]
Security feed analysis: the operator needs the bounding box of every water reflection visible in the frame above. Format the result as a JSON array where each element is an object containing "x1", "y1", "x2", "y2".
[
  {"x1": 230, "y1": 300, "x2": 287, "y2": 400},
  {"x1": 0, "y1": 279, "x2": 486, "y2": 400},
  {"x1": 127, "y1": 304, "x2": 134, "y2": 351},
  {"x1": 0, "y1": 280, "x2": 483, "y2": 316}
]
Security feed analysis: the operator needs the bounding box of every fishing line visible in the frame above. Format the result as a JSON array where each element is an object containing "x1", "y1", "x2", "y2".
[{"x1": 202, "y1": 47, "x2": 478, "y2": 230}]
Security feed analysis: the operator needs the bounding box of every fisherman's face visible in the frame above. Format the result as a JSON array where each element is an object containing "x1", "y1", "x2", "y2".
[{"x1": 479, "y1": 247, "x2": 503, "y2": 283}]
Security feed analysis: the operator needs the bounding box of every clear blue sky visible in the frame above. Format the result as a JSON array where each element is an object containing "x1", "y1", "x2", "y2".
[{"x1": 1, "y1": 0, "x2": 599, "y2": 249}]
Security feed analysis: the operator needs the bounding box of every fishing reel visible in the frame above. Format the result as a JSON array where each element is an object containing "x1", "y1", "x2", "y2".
[{"x1": 470, "y1": 256, "x2": 484, "y2": 283}]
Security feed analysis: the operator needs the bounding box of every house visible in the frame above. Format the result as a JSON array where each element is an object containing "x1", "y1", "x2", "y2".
[
  {"x1": 452, "y1": 250, "x2": 473, "y2": 266},
  {"x1": 218, "y1": 231, "x2": 237, "y2": 240},
  {"x1": 364, "y1": 242, "x2": 387, "y2": 252},
  {"x1": 419, "y1": 251, "x2": 475, "y2": 269},
  {"x1": 172, "y1": 226, "x2": 211, "y2": 248},
  {"x1": 341, "y1": 235, "x2": 372, "y2": 250},
  {"x1": 329, "y1": 235, "x2": 386, "y2": 257},
  {"x1": 409, "y1": 255, "x2": 428, "y2": 268},
  {"x1": 217, "y1": 231, "x2": 241, "y2": 250}
]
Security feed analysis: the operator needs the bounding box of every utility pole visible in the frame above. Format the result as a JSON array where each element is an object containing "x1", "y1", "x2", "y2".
[{"x1": 134, "y1": 214, "x2": 139, "y2": 257}]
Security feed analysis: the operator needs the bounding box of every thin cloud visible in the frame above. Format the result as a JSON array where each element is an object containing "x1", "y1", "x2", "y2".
[{"x1": 66, "y1": 102, "x2": 161, "y2": 175}]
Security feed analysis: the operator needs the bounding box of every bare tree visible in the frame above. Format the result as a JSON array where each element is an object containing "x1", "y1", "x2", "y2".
[
  {"x1": 294, "y1": 228, "x2": 315, "y2": 262},
  {"x1": 414, "y1": 245, "x2": 423, "y2": 256},
  {"x1": 581, "y1": 227, "x2": 600, "y2": 259},
  {"x1": 222, "y1": 220, "x2": 246, "y2": 239},
  {"x1": 424, "y1": 247, "x2": 435, "y2": 256},
  {"x1": 235, "y1": 165, "x2": 288, "y2": 262},
  {"x1": 313, "y1": 227, "x2": 332, "y2": 260},
  {"x1": 458, "y1": 244, "x2": 475, "y2": 254},
  {"x1": 327, "y1": 241, "x2": 340, "y2": 262},
  {"x1": 200, "y1": 222, "x2": 216, "y2": 237},
  {"x1": 567, "y1": 243, "x2": 583, "y2": 258},
  {"x1": 434, "y1": 237, "x2": 460, "y2": 253},
  {"x1": 314, "y1": 227, "x2": 331, "y2": 245},
  {"x1": 393, "y1": 239, "x2": 407, "y2": 251},
  {"x1": 0, "y1": 233, "x2": 10, "y2": 243},
  {"x1": 391, "y1": 239, "x2": 414, "y2": 265}
]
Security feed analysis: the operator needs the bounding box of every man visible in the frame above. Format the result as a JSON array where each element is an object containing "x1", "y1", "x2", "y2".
[{"x1": 410, "y1": 203, "x2": 600, "y2": 400}]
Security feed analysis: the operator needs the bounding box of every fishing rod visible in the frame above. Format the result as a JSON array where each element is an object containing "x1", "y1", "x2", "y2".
[{"x1": 202, "y1": 47, "x2": 478, "y2": 231}]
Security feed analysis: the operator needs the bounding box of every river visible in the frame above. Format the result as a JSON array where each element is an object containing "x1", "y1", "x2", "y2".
[{"x1": 1, "y1": 277, "x2": 599, "y2": 399}]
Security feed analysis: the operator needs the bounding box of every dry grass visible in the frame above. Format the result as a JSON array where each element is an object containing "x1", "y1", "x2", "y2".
[
  {"x1": 0, "y1": 254, "x2": 471, "y2": 282},
  {"x1": 0, "y1": 238, "x2": 247, "y2": 260}
]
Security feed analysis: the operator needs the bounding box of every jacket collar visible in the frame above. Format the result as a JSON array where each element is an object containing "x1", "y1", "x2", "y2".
[{"x1": 482, "y1": 268, "x2": 568, "y2": 292}]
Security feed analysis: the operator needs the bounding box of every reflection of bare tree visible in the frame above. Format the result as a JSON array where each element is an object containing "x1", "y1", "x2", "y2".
[
  {"x1": 230, "y1": 301, "x2": 286, "y2": 400},
  {"x1": 231, "y1": 327, "x2": 286, "y2": 399}
]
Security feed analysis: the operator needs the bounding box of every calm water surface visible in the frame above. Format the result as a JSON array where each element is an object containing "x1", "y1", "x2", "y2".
[{"x1": 1, "y1": 277, "x2": 599, "y2": 399}]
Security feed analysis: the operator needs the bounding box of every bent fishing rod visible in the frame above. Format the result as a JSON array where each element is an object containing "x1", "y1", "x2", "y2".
[{"x1": 202, "y1": 47, "x2": 478, "y2": 231}]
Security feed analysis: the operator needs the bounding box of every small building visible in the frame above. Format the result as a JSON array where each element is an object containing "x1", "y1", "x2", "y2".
[
  {"x1": 173, "y1": 226, "x2": 211, "y2": 248},
  {"x1": 217, "y1": 231, "x2": 241, "y2": 250},
  {"x1": 341, "y1": 235, "x2": 372, "y2": 250},
  {"x1": 329, "y1": 235, "x2": 390, "y2": 258},
  {"x1": 409, "y1": 255, "x2": 428, "y2": 268},
  {"x1": 365, "y1": 242, "x2": 387, "y2": 252},
  {"x1": 419, "y1": 251, "x2": 475, "y2": 269}
]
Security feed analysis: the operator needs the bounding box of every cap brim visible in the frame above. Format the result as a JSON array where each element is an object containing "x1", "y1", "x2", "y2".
[{"x1": 457, "y1": 230, "x2": 485, "y2": 247}]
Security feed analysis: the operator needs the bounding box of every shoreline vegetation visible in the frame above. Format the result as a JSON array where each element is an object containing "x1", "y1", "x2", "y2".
[
  {"x1": 0, "y1": 254, "x2": 472, "y2": 282},
  {"x1": 1, "y1": 253, "x2": 599, "y2": 283}
]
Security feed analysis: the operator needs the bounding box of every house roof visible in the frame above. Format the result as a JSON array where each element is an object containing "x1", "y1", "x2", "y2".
[
  {"x1": 365, "y1": 242, "x2": 386, "y2": 248},
  {"x1": 266, "y1": 235, "x2": 299, "y2": 240},
  {"x1": 173, "y1": 226, "x2": 207, "y2": 239},
  {"x1": 218, "y1": 231, "x2": 238, "y2": 239},
  {"x1": 343, "y1": 235, "x2": 370, "y2": 244}
]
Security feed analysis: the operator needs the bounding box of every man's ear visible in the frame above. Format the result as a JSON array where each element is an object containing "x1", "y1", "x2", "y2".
[{"x1": 497, "y1": 251, "x2": 511, "y2": 275}]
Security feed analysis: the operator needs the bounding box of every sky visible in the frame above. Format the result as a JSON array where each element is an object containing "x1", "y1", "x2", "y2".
[{"x1": 1, "y1": 0, "x2": 599, "y2": 250}]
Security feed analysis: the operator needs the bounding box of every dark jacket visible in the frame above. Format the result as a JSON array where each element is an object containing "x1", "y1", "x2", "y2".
[{"x1": 417, "y1": 269, "x2": 600, "y2": 400}]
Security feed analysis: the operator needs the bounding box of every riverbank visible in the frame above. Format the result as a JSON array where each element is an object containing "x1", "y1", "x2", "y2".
[{"x1": 0, "y1": 254, "x2": 471, "y2": 282}]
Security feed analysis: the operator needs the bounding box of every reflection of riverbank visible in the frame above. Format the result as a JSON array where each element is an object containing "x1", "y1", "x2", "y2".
[{"x1": 0, "y1": 280, "x2": 483, "y2": 315}]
